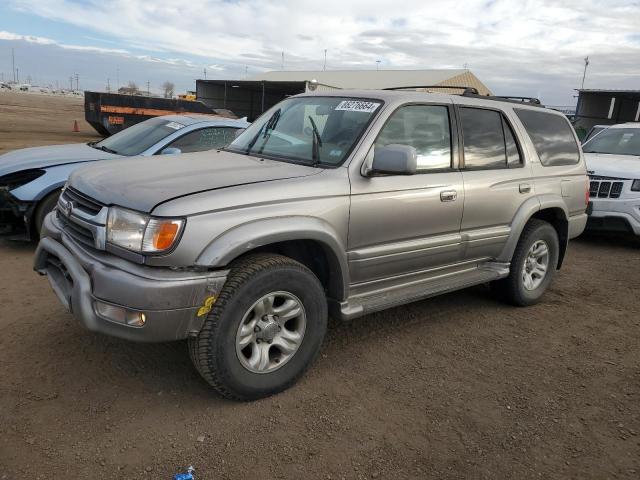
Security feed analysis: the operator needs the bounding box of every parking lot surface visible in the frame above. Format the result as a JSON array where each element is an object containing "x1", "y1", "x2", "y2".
[{"x1": 1, "y1": 93, "x2": 639, "y2": 479}]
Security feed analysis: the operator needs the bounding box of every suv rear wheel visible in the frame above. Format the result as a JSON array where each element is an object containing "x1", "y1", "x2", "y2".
[
  {"x1": 189, "y1": 253, "x2": 327, "y2": 400},
  {"x1": 493, "y1": 219, "x2": 559, "y2": 306}
]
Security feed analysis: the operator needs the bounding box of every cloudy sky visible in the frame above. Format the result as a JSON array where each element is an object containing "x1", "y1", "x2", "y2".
[{"x1": 0, "y1": 0, "x2": 639, "y2": 105}]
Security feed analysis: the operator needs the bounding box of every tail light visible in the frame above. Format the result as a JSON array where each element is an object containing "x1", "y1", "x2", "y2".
[{"x1": 585, "y1": 177, "x2": 590, "y2": 205}]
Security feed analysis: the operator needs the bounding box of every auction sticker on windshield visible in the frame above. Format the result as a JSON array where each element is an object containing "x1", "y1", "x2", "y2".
[
  {"x1": 165, "y1": 121, "x2": 185, "y2": 130},
  {"x1": 335, "y1": 100, "x2": 381, "y2": 113}
]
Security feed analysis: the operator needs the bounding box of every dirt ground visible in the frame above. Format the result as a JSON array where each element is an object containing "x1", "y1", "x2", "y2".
[
  {"x1": 1, "y1": 93, "x2": 639, "y2": 479},
  {"x1": 0, "y1": 91, "x2": 100, "y2": 154}
]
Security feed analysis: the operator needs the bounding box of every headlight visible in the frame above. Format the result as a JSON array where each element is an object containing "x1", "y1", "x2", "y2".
[
  {"x1": 632, "y1": 180, "x2": 640, "y2": 192},
  {"x1": 0, "y1": 169, "x2": 46, "y2": 190},
  {"x1": 107, "y1": 206, "x2": 184, "y2": 253}
]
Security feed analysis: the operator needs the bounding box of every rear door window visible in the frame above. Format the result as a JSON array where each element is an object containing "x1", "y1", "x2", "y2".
[
  {"x1": 459, "y1": 107, "x2": 522, "y2": 169},
  {"x1": 514, "y1": 109, "x2": 580, "y2": 166}
]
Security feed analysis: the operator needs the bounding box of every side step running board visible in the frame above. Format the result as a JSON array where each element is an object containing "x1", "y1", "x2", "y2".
[{"x1": 337, "y1": 264, "x2": 509, "y2": 321}]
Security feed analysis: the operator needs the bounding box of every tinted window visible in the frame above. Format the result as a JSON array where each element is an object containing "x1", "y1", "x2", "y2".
[
  {"x1": 168, "y1": 127, "x2": 240, "y2": 153},
  {"x1": 515, "y1": 109, "x2": 580, "y2": 166},
  {"x1": 375, "y1": 105, "x2": 451, "y2": 171},
  {"x1": 503, "y1": 117, "x2": 522, "y2": 167},
  {"x1": 460, "y1": 108, "x2": 508, "y2": 169}
]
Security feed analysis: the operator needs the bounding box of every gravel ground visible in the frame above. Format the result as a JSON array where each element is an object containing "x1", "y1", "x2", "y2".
[{"x1": 0, "y1": 92, "x2": 639, "y2": 479}]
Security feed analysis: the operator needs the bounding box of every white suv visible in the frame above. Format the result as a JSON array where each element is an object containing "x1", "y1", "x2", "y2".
[{"x1": 583, "y1": 123, "x2": 640, "y2": 235}]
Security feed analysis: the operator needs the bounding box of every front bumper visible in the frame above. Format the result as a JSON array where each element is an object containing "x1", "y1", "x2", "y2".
[
  {"x1": 587, "y1": 197, "x2": 640, "y2": 235},
  {"x1": 0, "y1": 188, "x2": 33, "y2": 239},
  {"x1": 34, "y1": 212, "x2": 228, "y2": 342}
]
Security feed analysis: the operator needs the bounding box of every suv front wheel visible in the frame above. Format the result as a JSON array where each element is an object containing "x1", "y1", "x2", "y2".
[
  {"x1": 494, "y1": 219, "x2": 560, "y2": 306},
  {"x1": 189, "y1": 253, "x2": 328, "y2": 401}
]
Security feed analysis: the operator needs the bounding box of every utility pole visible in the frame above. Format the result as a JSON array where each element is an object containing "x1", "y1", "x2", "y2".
[
  {"x1": 69, "y1": 76, "x2": 73, "y2": 91},
  {"x1": 376, "y1": 60, "x2": 381, "y2": 70},
  {"x1": 106, "y1": 78, "x2": 110, "y2": 92},
  {"x1": 323, "y1": 49, "x2": 327, "y2": 71},
  {"x1": 146, "y1": 80, "x2": 150, "y2": 96},
  {"x1": 281, "y1": 51, "x2": 284, "y2": 70},
  {"x1": 12, "y1": 48, "x2": 15, "y2": 83},
  {"x1": 116, "y1": 67, "x2": 119, "y2": 90},
  {"x1": 75, "y1": 73, "x2": 79, "y2": 91},
  {"x1": 581, "y1": 56, "x2": 590, "y2": 90},
  {"x1": 204, "y1": 67, "x2": 207, "y2": 80},
  {"x1": 16, "y1": 68, "x2": 19, "y2": 83},
  {"x1": 244, "y1": 66, "x2": 248, "y2": 79}
]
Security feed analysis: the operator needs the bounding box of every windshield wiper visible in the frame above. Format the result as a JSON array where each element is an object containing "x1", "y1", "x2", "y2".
[
  {"x1": 245, "y1": 108, "x2": 281, "y2": 155},
  {"x1": 308, "y1": 116, "x2": 323, "y2": 166},
  {"x1": 98, "y1": 145, "x2": 118, "y2": 154}
]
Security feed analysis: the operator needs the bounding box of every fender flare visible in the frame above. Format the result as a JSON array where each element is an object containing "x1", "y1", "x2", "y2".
[
  {"x1": 497, "y1": 194, "x2": 569, "y2": 263},
  {"x1": 195, "y1": 216, "x2": 350, "y2": 300}
]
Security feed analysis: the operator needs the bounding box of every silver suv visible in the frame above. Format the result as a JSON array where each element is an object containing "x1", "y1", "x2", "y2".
[{"x1": 34, "y1": 90, "x2": 589, "y2": 400}]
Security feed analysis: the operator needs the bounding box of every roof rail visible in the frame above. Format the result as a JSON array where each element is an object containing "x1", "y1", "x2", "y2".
[
  {"x1": 491, "y1": 95, "x2": 541, "y2": 105},
  {"x1": 384, "y1": 85, "x2": 479, "y2": 95},
  {"x1": 462, "y1": 92, "x2": 545, "y2": 107}
]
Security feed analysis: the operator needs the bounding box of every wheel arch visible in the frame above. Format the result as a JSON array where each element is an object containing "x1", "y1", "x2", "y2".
[
  {"x1": 499, "y1": 195, "x2": 569, "y2": 269},
  {"x1": 195, "y1": 217, "x2": 349, "y2": 301}
]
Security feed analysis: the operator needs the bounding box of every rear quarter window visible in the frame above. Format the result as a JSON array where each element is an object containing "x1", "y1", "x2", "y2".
[{"x1": 515, "y1": 109, "x2": 580, "y2": 166}]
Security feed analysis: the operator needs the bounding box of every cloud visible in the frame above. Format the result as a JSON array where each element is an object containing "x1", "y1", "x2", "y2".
[{"x1": 2, "y1": 0, "x2": 639, "y2": 104}]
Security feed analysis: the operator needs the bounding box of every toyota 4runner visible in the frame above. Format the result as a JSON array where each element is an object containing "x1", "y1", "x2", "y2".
[{"x1": 34, "y1": 89, "x2": 589, "y2": 400}]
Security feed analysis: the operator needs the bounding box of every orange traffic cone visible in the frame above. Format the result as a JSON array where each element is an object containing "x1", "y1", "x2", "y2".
[{"x1": 72, "y1": 120, "x2": 79, "y2": 132}]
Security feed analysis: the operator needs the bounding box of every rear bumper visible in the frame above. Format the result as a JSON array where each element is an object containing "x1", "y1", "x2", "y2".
[
  {"x1": 34, "y1": 212, "x2": 228, "y2": 342},
  {"x1": 568, "y1": 213, "x2": 588, "y2": 239}
]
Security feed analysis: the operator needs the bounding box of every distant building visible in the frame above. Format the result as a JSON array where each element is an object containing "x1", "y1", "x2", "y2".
[
  {"x1": 196, "y1": 68, "x2": 491, "y2": 120},
  {"x1": 251, "y1": 69, "x2": 492, "y2": 95},
  {"x1": 574, "y1": 89, "x2": 640, "y2": 136}
]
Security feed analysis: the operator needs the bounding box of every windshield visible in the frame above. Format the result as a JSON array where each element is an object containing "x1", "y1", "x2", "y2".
[
  {"x1": 583, "y1": 127, "x2": 640, "y2": 156},
  {"x1": 227, "y1": 96, "x2": 383, "y2": 166},
  {"x1": 94, "y1": 117, "x2": 186, "y2": 156}
]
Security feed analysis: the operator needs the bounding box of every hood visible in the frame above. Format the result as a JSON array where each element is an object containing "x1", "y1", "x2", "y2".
[
  {"x1": 0, "y1": 143, "x2": 118, "y2": 177},
  {"x1": 69, "y1": 150, "x2": 321, "y2": 213},
  {"x1": 584, "y1": 153, "x2": 640, "y2": 179}
]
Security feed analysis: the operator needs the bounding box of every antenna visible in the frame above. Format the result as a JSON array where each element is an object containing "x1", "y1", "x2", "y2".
[{"x1": 581, "y1": 56, "x2": 590, "y2": 90}]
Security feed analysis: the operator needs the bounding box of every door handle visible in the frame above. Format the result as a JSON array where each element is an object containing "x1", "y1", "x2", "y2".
[
  {"x1": 440, "y1": 190, "x2": 458, "y2": 202},
  {"x1": 519, "y1": 183, "x2": 531, "y2": 194}
]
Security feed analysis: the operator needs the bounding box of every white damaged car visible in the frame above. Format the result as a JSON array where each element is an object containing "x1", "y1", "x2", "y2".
[{"x1": 583, "y1": 123, "x2": 640, "y2": 235}]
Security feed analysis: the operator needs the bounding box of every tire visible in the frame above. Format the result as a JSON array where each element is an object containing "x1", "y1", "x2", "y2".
[
  {"x1": 33, "y1": 190, "x2": 61, "y2": 238},
  {"x1": 189, "y1": 253, "x2": 328, "y2": 401},
  {"x1": 493, "y1": 219, "x2": 560, "y2": 306}
]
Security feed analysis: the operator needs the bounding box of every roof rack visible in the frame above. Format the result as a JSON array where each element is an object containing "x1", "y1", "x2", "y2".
[
  {"x1": 491, "y1": 95, "x2": 541, "y2": 105},
  {"x1": 461, "y1": 92, "x2": 545, "y2": 107},
  {"x1": 384, "y1": 85, "x2": 479, "y2": 95},
  {"x1": 383, "y1": 85, "x2": 546, "y2": 108}
]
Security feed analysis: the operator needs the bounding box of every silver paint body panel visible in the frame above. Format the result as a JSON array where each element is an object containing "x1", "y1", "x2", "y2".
[{"x1": 57, "y1": 89, "x2": 588, "y2": 325}]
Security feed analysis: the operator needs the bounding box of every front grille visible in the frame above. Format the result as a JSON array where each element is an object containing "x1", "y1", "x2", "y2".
[
  {"x1": 57, "y1": 212, "x2": 95, "y2": 247},
  {"x1": 62, "y1": 187, "x2": 104, "y2": 216},
  {"x1": 589, "y1": 176, "x2": 625, "y2": 199},
  {"x1": 56, "y1": 187, "x2": 106, "y2": 249}
]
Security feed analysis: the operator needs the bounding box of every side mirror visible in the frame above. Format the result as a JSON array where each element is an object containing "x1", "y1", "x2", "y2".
[
  {"x1": 369, "y1": 144, "x2": 417, "y2": 175},
  {"x1": 161, "y1": 147, "x2": 182, "y2": 155}
]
